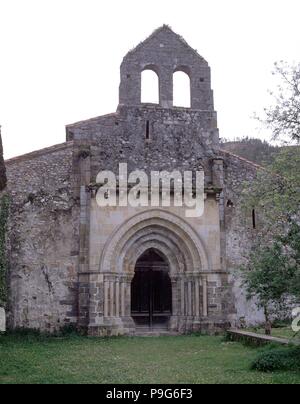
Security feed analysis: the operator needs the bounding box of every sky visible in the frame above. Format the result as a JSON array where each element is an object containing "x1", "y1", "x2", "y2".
[{"x1": 0, "y1": 0, "x2": 300, "y2": 159}]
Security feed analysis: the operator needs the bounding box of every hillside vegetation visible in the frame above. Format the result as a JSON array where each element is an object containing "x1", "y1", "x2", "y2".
[{"x1": 221, "y1": 137, "x2": 280, "y2": 166}]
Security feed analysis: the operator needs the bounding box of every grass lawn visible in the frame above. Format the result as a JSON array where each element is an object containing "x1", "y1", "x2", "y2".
[{"x1": 0, "y1": 334, "x2": 300, "y2": 384}]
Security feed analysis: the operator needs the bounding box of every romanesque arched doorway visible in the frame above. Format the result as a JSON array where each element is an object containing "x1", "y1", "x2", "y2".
[
  {"x1": 93, "y1": 210, "x2": 211, "y2": 335},
  {"x1": 131, "y1": 249, "x2": 172, "y2": 328}
]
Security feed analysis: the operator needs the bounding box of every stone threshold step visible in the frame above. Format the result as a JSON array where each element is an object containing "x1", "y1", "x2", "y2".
[
  {"x1": 134, "y1": 331, "x2": 178, "y2": 337},
  {"x1": 133, "y1": 325, "x2": 176, "y2": 336}
]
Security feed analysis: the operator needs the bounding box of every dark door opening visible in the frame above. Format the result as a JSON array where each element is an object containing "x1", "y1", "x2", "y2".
[{"x1": 131, "y1": 249, "x2": 172, "y2": 328}]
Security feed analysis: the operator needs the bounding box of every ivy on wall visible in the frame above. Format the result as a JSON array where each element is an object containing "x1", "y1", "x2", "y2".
[{"x1": 0, "y1": 194, "x2": 9, "y2": 307}]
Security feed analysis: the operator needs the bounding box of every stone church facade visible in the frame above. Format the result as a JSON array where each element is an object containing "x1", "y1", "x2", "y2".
[{"x1": 3, "y1": 26, "x2": 264, "y2": 335}]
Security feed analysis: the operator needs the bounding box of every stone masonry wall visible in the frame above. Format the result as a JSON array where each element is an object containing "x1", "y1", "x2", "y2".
[
  {"x1": 221, "y1": 150, "x2": 265, "y2": 326},
  {"x1": 67, "y1": 105, "x2": 219, "y2": 184},
  {"x1": 119, "y1": 25, "x2": 214, "y2": 110},
  {"x1": 4, "y1": 142, "x2": 80, "y2": 331}
]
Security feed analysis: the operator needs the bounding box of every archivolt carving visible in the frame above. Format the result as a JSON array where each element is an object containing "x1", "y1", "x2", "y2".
[
  {"x1": 123, "y1": 235, "x2": 184, "y2": 275},
  {"x1": 100, "y1": 209, "x2": 209, "y2": 274}
]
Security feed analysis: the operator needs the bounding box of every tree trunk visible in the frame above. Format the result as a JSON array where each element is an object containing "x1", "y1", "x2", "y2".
[{"x1": 264, "y1": 306, "x2": 272, "y2": 336}]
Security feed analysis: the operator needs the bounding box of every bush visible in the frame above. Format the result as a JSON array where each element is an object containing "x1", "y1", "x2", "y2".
[
  {"x1": 272, "y1": 319, "x2": 292, "y2": 329},
  {"x1": 58, "y1": 323, "x2": 78, "y2": 337},
  {"x1": 4, "y1": 324, "x2": 79, "y2": 341},
  {"x1": 251, "y1": 346, "x2": 300, "y2": 372}
]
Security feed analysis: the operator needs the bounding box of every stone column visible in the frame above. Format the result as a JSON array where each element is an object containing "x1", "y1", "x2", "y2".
[
  {"x1": 111, "y1": 280, "x2": 115, "y2": 317},
  {"x1": 180, "y1": 278, "x2": 185, "y2": 316},
  {"x1": 104, "y1": 278, "x2": 109, "y2": 318},
  {"x1": 120, "y1": 274, "x2": 135, "y2": 333},
  {"x1": 202, "y1": 275, "x2": 208, "y2": 317},
  {"x1": 190, "y1": 275, "x2": 203, "y2": 332},
  {"x1": 121, "y1": 280, "x2": 126, "y2": 317},
  {"x1": 171, "y1": 276, "x2": 179, "y2": 316},
  {"x1": 125, "y1": 276, "x2": 132, "y2": 317},
  {"x1": 89, "y1": 273, "x2": 135, "y2": 336},
  {"x1": 178, "y1": 275, "x2": 189, "y2": 332},
  {"x1": 169, "y1": 276, "x2": 179, "y2": 331},
  {"x1": 188, "y1": 280, "x2": 192, "y2": 317},
  {"x1": 115, "y1": 280, "x2": 120, "y2": 318},
  {"x1": 195, "y1": 278, "x2": 200, "y2": 318}
]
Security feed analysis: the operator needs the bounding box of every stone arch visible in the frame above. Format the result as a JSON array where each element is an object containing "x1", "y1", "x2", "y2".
[
  {"x1": 142, "y1": 63, "x2": 161, "y2": 75},
  {"x1": 119, "y1": 227, "x2": 191, "y2": 274},
  {"x1": 174, "y1": 65, "x2": 192, "y2": 78},
  {"x1": 144, "y1": 247, "x2": 168, "y2": 264},
  {"x1": 124, "y1": 236, "x2": 184, "y2": 276},
  {"x1": 173, "y1": 67, "x2": 191, "y2": 108},
  {"x1": 141, "y1": 65, "x2": 160, "y2": 104},
  {"x1": 100, "y1": 209, "x2": 209, "y2": 275}
]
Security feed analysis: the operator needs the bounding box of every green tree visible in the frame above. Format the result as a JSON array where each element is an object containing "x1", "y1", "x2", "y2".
[
  {"x1": 241, "y1": 149, "x2": 300, "y2": 334},
  {"x1": 242, "y1": 147, "x2": 300, "y2": 236},
  {"x1": 221, "y1": 137, "x2": 279, "y2": 166},
  {"x1": 241, "y1": 62, "x2": 300, "y2": 334},
  {"x1": 278, "y1": 223, "x2": 300, "y2": 300},
  {"x1": 242, "y1": 229, "x2": 300, "y2": 335},
  {"x1": 259, "y1": 61, "x2": 300, "y2": 144}
]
